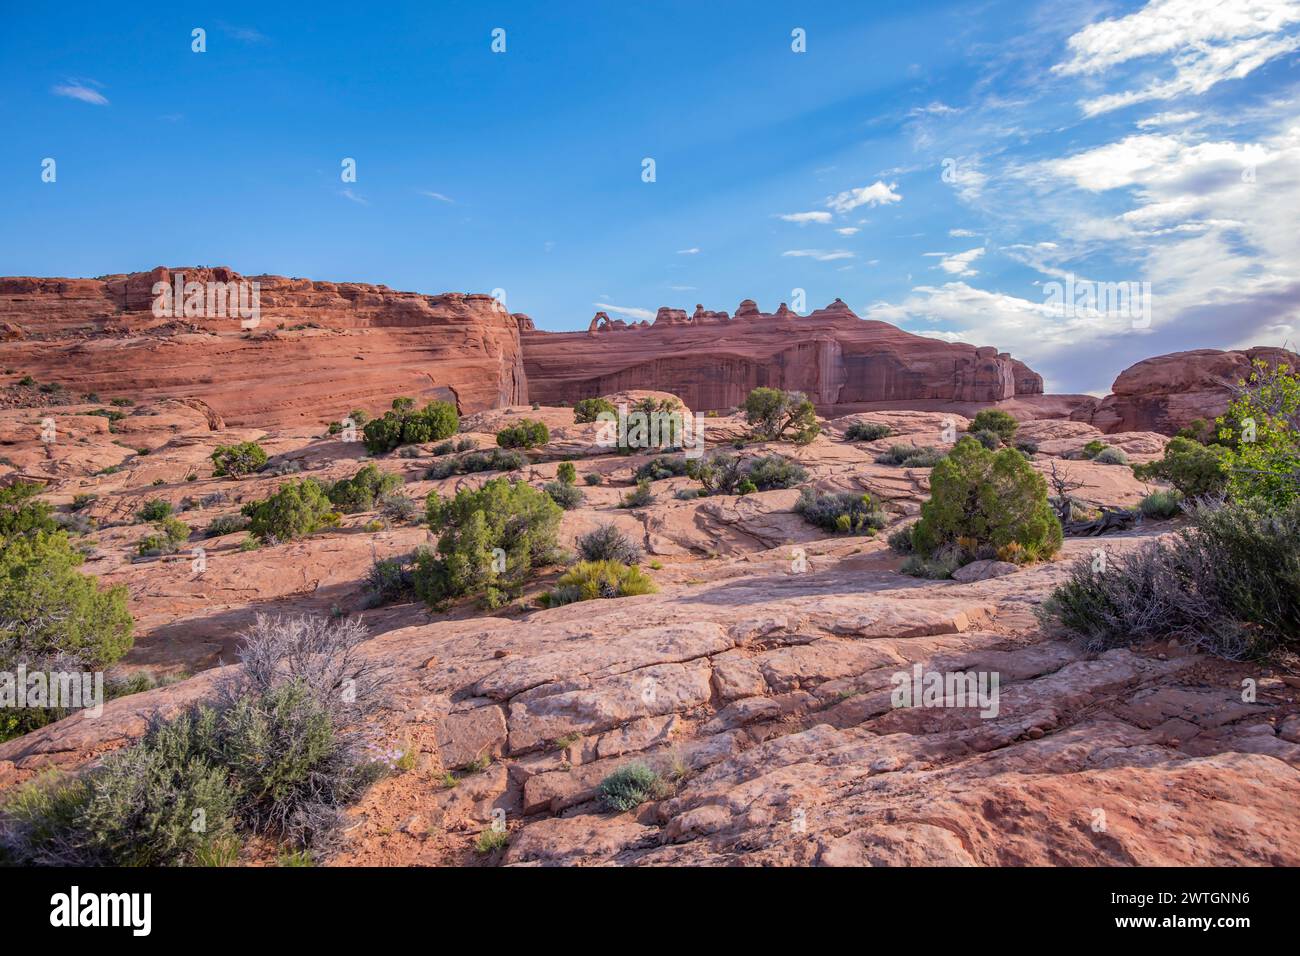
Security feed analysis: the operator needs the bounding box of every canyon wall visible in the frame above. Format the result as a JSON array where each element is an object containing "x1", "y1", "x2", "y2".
[
  {"x1": 0, "y1": 266, "x2": 528, "y2": 428},
  {"x1": 521, "y1": 298, "x2": 1042, "y2": 411},
  {"x1": 1073, "y1": 346, "x2": 1300, "y2": 434}
]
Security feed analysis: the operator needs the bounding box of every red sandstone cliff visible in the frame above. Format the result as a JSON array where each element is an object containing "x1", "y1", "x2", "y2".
[
  {"x1": 522, "y1": 298, "x2": 1043, "y2": 411},
  {"x1": 0, "y1": 267, "x2": 527, "y2": 427},
  {"x1": 1073, "y1": 346, "x2": 1300, "y2": 434}
]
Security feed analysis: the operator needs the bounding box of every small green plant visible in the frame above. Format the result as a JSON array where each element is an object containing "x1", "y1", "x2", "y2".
[
  {"x1": 540, "y1": 560, "x2": 657, "y2": 607},
  {"x1": 210, "y1": 442, "x2": 269, "y2": 478},
  {"x1": 968, "y1": 409, "x2": 1019, "y2": 442},
  {"x1": 556, "y1": 461, "x2": 577, "y2": 485},
  {"x1": 136, "y1": 516, "x2": 191, "y2": 556},
  {"x1": 1081, "y1": 439, "x2": 1108, "y2": 459},
  {"x1": 543, "y1": 480, "x2": 584, "y2": 510},
  {"x1": 1139, "y1": 489, "x2": 1183, "y2": 519},
  {"x1": 362, "y1": 399, "x2": 459, "y2": 454},
  {"x1": 598, "y1": 763, "x2": 671, "y2": 812},
  {"x1": 1093, "y1": 446, "x2": 1129, "y2": 466},
  {"x1": 634, "y1": 456, "x2": 690, "y2": 482},
  {"x1": 795, "y1": 488, "x2": 887, "y2": 535},
  {"x1": 844, "y1": 420, "x2": 892, "y2": 442},
  {"x1": 875, "y1": 444, "x2": 945, "y2": 467},
  {"x1": 475, "y1": 828, "x2": 509, "y2": 854},
  {"x1": 242, "y1": 479, "x2": 341, "y2": 542},
  {"x1": 971, "y1": 429, "x2": 1002, "y2": 450},
  {"x1": 1132, "y1": 437, "x2": 1228, "y2": 498},
  {"x1": 620, "y1": 479, "x2": 654, "y2": 508},
  {"x1": 576, "y1": 524, "x2": 643, "y2": 564},
  {"x1": 136, "y1": 498, "x2": 173, "y2": 522},
  {"x1": 495, "y1": 418, "x2": 549, "y2": 450},
  {"x1": 584, "y1": 472, "x2": 602, "y2": 486},
  {"x1": 573, "y1": 397, "x2": 617, "y2": 423},
  {"x1": 327, "y1": 464, "x2": 403, "y2": 513}
]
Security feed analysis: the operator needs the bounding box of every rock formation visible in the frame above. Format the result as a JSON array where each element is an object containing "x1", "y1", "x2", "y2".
[
  {"x1": 0, "y1": 267, "x2": 528, "y2": 427},
  {"x1": 525, "y1": 298, "x2": 1042, "y2": 411},
  {"x1": 1075, "y1": 346, "x2": 1300, "y2": 434}
]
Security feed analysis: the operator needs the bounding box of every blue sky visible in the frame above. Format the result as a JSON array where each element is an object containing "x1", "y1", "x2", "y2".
[{"x1": 2, "y1": 0, "x2": 1299, "y2": 393}]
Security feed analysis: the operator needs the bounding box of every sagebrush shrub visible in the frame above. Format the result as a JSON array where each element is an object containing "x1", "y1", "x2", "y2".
[
  {"x1": 843, "y1": 421, "x2": 892, "y2": 442},
  {"x1": 543, "y1": 481, "x2": 584, "y2": 510},
  {"x1": 1139, "y1": 489, "x2": 1182, "y2": 519},
  {"x1": 968, "y1": 409, "x2": 1018, "y2": 441},
  {"x1": 795, "y1": 488, "x2": 887, "y2": 535},
  {"x1": 541, "y1": 560, "x2": 657, "y2": 607},
  {"x1": 136, "y1": 498, "x2": 173, "y2": 522},
  {"x1": 621, "y1": 479, "x2": 654, "y2": 508},
  {"x1": 577, "y1": 524, "x2": 643, "y2": 564},
  {"x1": 598, "y1": 763, "x2": 671, "y2": 812},
  {"x1": 634, "y1": 456, "x2": 690, "y2": 482},
  {"x1": 573, "y1": 397, "x2": 617, "y2": 424},
  {"x1": 1093, "y1": 447, "x2": 1129, "y2": 466}
]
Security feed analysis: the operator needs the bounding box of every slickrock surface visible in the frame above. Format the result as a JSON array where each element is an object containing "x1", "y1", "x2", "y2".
[
  {"x1": 0, "y1": 267, "x2": 527, "y2": 427},
  {"x1": 523, "y1": 299, "x2": 1043, "y2": 411},
  {"x1": 2, "y1": 393, "x2": 1297, "y2": 867},
  {"x1": 1075, "y1": 346, "x2": 1300, "y2": 435}
]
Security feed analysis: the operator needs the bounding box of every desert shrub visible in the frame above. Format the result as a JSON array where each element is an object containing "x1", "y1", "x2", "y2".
[
  {"x1": 900, "y1": 546, "x2": 966, "y2": 580},
  {"x1": 795, "y1": 488, "x2": 887, "y2": 535},
  {"x1": 327, "y1": 464, "x2": 402, "y2": 514},
  {"x1": 969, "y1": 409, "x2": 1019, "y2": 442},
  {"x1": 364, "y1": 555, "x2": 414, "y2": 604},
  {"x1": 495, "y1": 418, "x2": 549, "y2": 450},
  {"x1": 634, "y1": 456, "x2": 690, "y2": 482},
  {"x1": 911, "y1": 437, "x2": 1061, "y2": 563},
  {"x1": 1081, "y1": 439, "x2": 1107, "y2": 459},
  {"x1": 843, "y1": 421, "x2": 892, "y2": 442},
  {"x1": 0, "y1": 531, "x2": 133, "y2": 671},
  {"x1": 540, "y1": 560, "x2": 657, "y2": 607},
  {"x1": 583, "y1": 472, "x2": 602, "y2": 486},
  {"x1": 1093, "y1": 446, "x2": 1129, "y2": 466},
  {"x1": 573, "y1": 397, "x2": 617, "y2": 423},
  {"x1": 543, "y1": 481, "x2": 584, "y2": 510},
  {"x1": 556, "y1": 462, "x2": 577, "y2": 485},
  {"x1": 1140, "y1": 489, "x2": 1183, "y2": 519},
  {"x1": 743, "y1": 387, "x2": 820, "y2": 444},
  {"x1": 136, "y1": 517, "x2": 191, "y2": 556},
  {"x1": 887, "y1": 524, "x2": 915, "y2": 554},
  {"x1": 210, "y1": 442, "x2": 268, "y2": 478},
  {"x1": 242, "y1": 479, "x2": 340, "y2": 542},
  {"x1": 598, "y1": 763, "x2": 671, "y2": 812},
  {"x1": 736, "y1": 479, "x2": 757, "y2": 495},
  {"x1": 136, "y1": 498, "x2": 173, "y2": 522},
  {"x1": 576, "y1": 524, "x2": 643, "y2": 564},
  {"x1": 876, "y1": 443, "x2": 939, "y2": 466},
  {"x1": 54, "y1": 512, "x2": 95, "y2": 536},
  {"x1": 206, "y1": 514, "x2": 249, "y2": 537},
  {"x1": 70, "y1": 493, "x2": 97, "y2": 512},
  {"x1": 685, "y1": 453, "x2": 805, "y2": 495},
  {"x1": 1132, "y1": 436, "x2": 1228, "y2": 498},
  {"x1": 744, "y1": 455, "x2": 808, "y2": 490},
  {"x1": 0, "y1": 482, "x2": 56, "y2": 537},
  {"x1": 378, "y1": 490, "x2": 417, "y2": 524},
  {"x1": 620, "y1": 479, "x2": 654, "y2": 508},
  {"x1": 362, "y1": 399, "x2": 459, "y2": 454},
  {"x1": 0, "y1": 616, "x2": 388, "y2": 864},
  {"x1": 416, "y1": 479, "x2": 562, "y2": 608},
  {"x1": 427, "y1": 448, "x2": 527, "y2": 480},
  {"x1": 1014, "y1": 439, "x2": 1040, "y2": 456},
  {"x1": 1216, "y1": 358, "x2": 1300, "y2": 505},
  {"x1": 970, "y1": 429, "x2": 1002, "y2": 450},
  {"x1": 674, "y1": 488, "x2": 703, "y2": 500},
  {"x1": 1039, "y1": 498, "x2": 1300, "y2": 659}
]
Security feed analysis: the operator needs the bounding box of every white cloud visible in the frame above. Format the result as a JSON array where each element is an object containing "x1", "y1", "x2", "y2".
[
  {"x1": 51, "y1": 81, "x2": 108, "y2": 105},
  {"x1": 340, "y1": 189, "x2": 369, "y2": 205},
  {"x1": 782, "y1": 249, "x2": 855, "y2": 261},
  {"x1": 418, "y1": 190, "x2": 455, "y2": 203},
  {"x1": 927, "y1": 247, "x2": 986, "y2": 277},
  {"x1": 593, "y1": 302, "x2": 655, "y2": 320},
  {"x1": 825, "y1": 180, "x2": 901, "y2": 214},
  {"x1": 1136, "y1": 110, "x2": 1200, "y2": 128},
  {"x1": 1054, "y1": 0, "x2": 1300, "y2": 116},
  {"x1": 676, "y1": 247, "x2": 700, "y2": 255},
  {"x1": 949, "y1": 228, "x2": 978, "y2": 237},
  {"x1": 909, "y1": 101, "x2": 961, "y2": 117},
  {"x1": 835, "y1": 227, "x2": 860, "y2": 236},
  {"x1": 778, "y1": 211, "x2": 833, "y2": 224}
]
